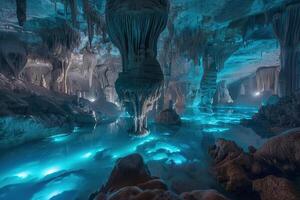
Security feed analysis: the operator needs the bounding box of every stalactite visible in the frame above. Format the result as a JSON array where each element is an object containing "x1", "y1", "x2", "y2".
[
  {"x1": 16, "y1": 0, "x2": 27, "y2": 26},
  {"x1": 272, "y1": 4, "x2": 300, "y2": 96},
  {"x1": 256, "y1": 66, "x2": 280, "y2": 94},
  {"x1": 106, "y1": 0, "x2": 169, "y2": 135},
  {"x1": 69, "y1": 0, "x2": 78, "y2": 27}
]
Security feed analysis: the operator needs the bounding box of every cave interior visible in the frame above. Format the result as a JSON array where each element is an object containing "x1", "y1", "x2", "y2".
[{"x1": 0, "y1": 0, "x2": 300, "y2": 200}]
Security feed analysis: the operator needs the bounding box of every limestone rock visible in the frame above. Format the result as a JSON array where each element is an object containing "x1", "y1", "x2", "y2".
[{"x1": 253, "y1": 175, "x2": 300, "y2": 200}]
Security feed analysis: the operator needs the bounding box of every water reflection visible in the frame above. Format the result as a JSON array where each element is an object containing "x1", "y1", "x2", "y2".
[{"x1": 0, "y1": 106, "x2": 264, "y2": 200}]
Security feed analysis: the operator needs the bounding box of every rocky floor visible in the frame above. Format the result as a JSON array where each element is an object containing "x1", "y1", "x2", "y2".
[{"x1": 90, "y1": 129, "x2": 300, "y2": 200}]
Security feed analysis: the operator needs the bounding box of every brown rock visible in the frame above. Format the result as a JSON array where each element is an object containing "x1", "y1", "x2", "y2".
[
  {"x1": 180, "y1": 190, "x2": 229, "y2": 200},
  {"x1": 137, "y1": 179, "x2": 168, "y2": 191},
  {"x1": 102, "y1": 154, "x2": 154, "y2": 192},
  {"x1": 156, "y1": 109, "x2": 181, "y2": 125},
  {"x1": 209, "y1": 139, "x2": 252, "y2": 192},
  {"x1": 209, "y1": 139, "x2": 243, "y2": 164},
  {"x1": 254, "y1": 129, "x2": 300, "y2": 175},
  {"x1": 253, "y1": 175, "x2": 300, "y2": 200}
]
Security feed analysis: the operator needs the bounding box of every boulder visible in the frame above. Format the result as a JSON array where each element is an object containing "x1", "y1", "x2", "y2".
[
  {"x1": 156, "y1": 109, "x2": 181, "y2": 126},
  {"x1": 254, "y1": 129, "x2": 300, "y2": 175},
  {"x1": 101, "y1": 154, "x2": 159, "y2": 193},
  {"x1": 92, "y1": 154, "x2": 229, "y2": 200},
  {"x1": 253, "y1": 175, "x2": 300, "y2": 200}
]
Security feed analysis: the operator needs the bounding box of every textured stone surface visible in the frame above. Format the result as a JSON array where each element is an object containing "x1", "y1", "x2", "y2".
[
  {"x1": 253, "y1": 175, "x2": 300, "y2": 200},
  {"x1": 156, "y1": 108, "x2": 181, "y2": 125},
  {"x1": 209, "y1": 130, "x2": 300, "y2": 197},
  {"x1": 92, "y1": 154, "x2": 229, "y2": 200}
]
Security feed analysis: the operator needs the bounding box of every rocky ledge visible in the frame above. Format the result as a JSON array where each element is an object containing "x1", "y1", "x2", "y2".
[
  {"x1": 242, "y1": 94, "x2": 300, "y2": 137},
  {"x1": 0, "y1": 73, "x2": 120, "y2": 149},
  {"x1": 209, "y1": 129, "x2": 300, "y2": 200}
]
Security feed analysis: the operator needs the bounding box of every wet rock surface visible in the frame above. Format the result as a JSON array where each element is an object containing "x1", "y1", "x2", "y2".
[
  {"x1": 209, "y1": 129, "x2": 300, "y2": 199},
  {"x1": 243, "y1": 94, "x2": 300, "y2": 137},
  {"x1": 0, "y1": 73, "x2": 120, "y2": 148},
  {"x1": 156, "y1": 108, "x2": 181, "y2": 126},
  {"x1": 91, "y1": 154, "x2": 229, "y2": 200}
]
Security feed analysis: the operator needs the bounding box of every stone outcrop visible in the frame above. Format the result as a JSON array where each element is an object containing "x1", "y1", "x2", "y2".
[
  {"x1": 253, "y1": 175, "x2": 300, "y2": 200},
  {"x1": 244, "y1": 94, "x2": 300, "y2": 136},
  {"x1": 105, "y1": 0, "x2": 169, "y2": 135},
  {"x1": 91, "y1": 154, "x2": 229, "y2": 200},
  {"x1": 156, "y1": 108, "x2": 181, "y2": 125},
  {"x1": 209, "y1": 130, "x2": 300, "y2": 198}
]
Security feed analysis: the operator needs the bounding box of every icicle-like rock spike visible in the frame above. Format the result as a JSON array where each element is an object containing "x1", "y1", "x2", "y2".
[{"x1": 106, "y1": 0, "x2": 169, "y2": 135}]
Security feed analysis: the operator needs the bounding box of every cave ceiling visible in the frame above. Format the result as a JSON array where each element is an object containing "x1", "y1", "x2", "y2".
[{"x1": 0, "y1": 0, "x2": 294, "y2": 83}]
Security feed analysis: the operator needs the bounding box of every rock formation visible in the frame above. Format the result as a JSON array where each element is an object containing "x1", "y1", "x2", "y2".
[
  {"x1": 105, "y1": 0, "x2": 169, "y2": 135},
  {"x1": 213, "y1": 80, "x2": 233, "y2": 105},
  {"x1": 256, "y1": 66, "x2": 280, "y2": 95},
  {"x1": 244, "y1": 94, "x2": 300, "y2": 136},
  {"x1": 91, "y1": 154, "x2": 229, "y2": 200},
  {"x1": 209, "y1": 129, "x2": 300, "y2": 199},
  {"x1": 272, "y1": 3, "x2": 300, "y2": 96}
]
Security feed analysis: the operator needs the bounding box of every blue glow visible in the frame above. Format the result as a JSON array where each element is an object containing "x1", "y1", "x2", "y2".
[
  {"x1": 152, "y1": 153, "x2": 168, "y2": 161},
  {"x1": 82, "y1": 152, "x2": 93, "y2": 159},
  {"x1": 203, "y1": 127, "x2": 229, "y2": 133},
  {"x1": 49, "y1": 134, "x2": 70, "y2": 143},
  {"x1": 43, "y1": 167, "x2": 60, "y2": 176},
  {"x1": 147, "y1": 142, "x2": 180, "y2": 154},
  {"x1": 168, "y1": 154, "x2": 187, "y2": 165},
  {"x1": 0, "y1": 106, "x2": 260, "y2": 199},
  {"x1": 48, "y1": 191, "x2": 62, "y2": 200},
  {"x1": 16, "y1": 171, "x2": 30, "y2": 179}
]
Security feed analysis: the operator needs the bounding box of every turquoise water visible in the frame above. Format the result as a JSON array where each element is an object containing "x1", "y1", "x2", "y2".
[{"x1": 0, "y1": 106, "x2": 265, "y2": 200}]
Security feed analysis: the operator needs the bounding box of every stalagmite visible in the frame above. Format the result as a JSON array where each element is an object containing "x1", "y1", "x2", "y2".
[
  {"x1": 272, "y1": 4, "x2": 300, "y2": 96},
  {"x1": 106, "y1": 0, "x2": 169, "y2": 135},
  {"x1": 83, "y1": 50, "x2": 97, "y2": 89},
  {"x1": 213, "y1": 80, "x2": 233, "y2": 105}
]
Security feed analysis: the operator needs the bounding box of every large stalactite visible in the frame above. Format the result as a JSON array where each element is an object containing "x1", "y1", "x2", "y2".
[
  {"x1": 106, "y1": 0, "x2": 169, "y2": 135},
  {"x1": 272, "y1": 4, "x2": 300, "y2": 96}
]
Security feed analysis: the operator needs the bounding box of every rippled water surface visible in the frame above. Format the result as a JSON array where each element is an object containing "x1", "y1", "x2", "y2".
[{"x1": 0, "y1": 106, "x2": 266, "y2": 200}]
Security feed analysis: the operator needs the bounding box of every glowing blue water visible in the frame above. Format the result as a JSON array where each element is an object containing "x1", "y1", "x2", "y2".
[{"x1": 0, "y1": 106, "x2": 266, "y2": 200}]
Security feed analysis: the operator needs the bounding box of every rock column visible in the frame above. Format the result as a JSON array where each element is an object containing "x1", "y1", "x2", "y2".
[
  {"x1": 272, "y1": 4, "x2": 300, "y2": 96},
  {"x1": 106, "y1": 0, "x2": 169, "y2": 135}
]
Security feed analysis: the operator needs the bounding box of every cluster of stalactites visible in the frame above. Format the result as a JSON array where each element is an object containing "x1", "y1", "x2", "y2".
[
  {"x1": 116, "y1": 77, "x2": 163, "y2": 135},
  {"x1": 105, "y1": 0, "x2": 169, "y2": 73},
  {"x1": 82, "y1": 0, "x2": 107, "y2": 48}
]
